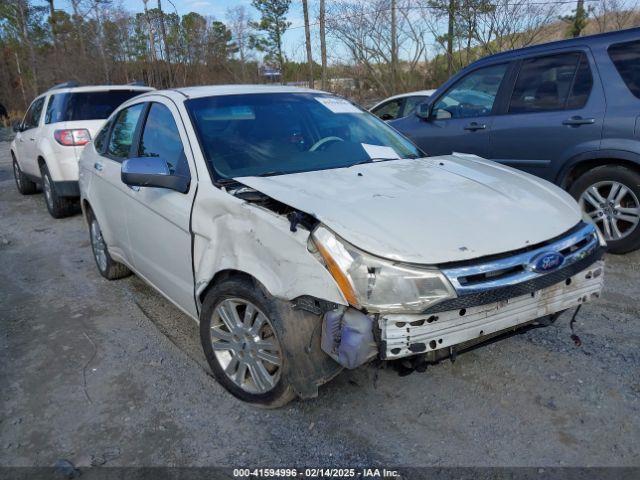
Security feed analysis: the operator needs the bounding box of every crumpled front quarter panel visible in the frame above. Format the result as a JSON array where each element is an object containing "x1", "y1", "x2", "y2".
[{"x1": 192, "y1": 186, "x2": 346, "y2": 310}]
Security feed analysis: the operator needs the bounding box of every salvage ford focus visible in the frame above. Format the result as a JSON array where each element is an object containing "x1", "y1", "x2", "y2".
[{"x1": 78, "y1": 85, "x2": 606, "y2": 407}]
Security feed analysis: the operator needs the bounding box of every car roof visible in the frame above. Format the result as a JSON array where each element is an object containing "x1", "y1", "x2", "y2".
[
  {"x1": 470, "y1": 26, "x2": 640, "y2": 67},
  {"x1": 45, "y1": 85, "x2": 155, "y2": 96},
  {"x1": 168, "y1": 84, "x2": 328, "y2": 99},
  {"x1": 383, "y1": 90, "x2": 436, "y2": 102}
]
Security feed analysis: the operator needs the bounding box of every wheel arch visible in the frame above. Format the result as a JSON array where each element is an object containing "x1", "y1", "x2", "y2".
[
  {"x1": 197, "y1": 269, "x2": 262, "y2": 308},
  {"x1": 558, "y1": 151, "x2": 640, "y2": 189}
]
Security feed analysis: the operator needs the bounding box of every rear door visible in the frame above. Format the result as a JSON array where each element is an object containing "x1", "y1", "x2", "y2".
[
  {"x1": 489, "y1": 49, "x2": 605, "y2": 182},
  {"x1": 405, "y1": 63, "x2": 510, "y2": 158},
  {"x1": 124, "y1": 98, "x2": 197, "y2": 317}
]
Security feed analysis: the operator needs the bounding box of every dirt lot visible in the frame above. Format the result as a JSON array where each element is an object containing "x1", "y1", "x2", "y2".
[{"x1": 1, "y1": 137, "x2": 639, "y2": 470}]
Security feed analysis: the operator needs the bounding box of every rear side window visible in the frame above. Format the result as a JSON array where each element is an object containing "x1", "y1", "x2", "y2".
[
  {"x1": 93, "y1": 118, "x2": 113, "y2": 154},
  {"x1": 45, "y1": 90, "x2": 146, "y2": 123},
  {"x1": 138, "y1": 103, "x2": 188, "y2": 175},
  {"x1": 23, "y1": 97, "x2": 46, "y2": 130},
  {"x1": 509, "y1": 52, "x2": 592, "y2": 113},
  {"x1": 107, "y1": 103, "x2": 145, "y2": 160},
  {"x1": 608, "y1": 40, "x2": 640, "y2": 99}
]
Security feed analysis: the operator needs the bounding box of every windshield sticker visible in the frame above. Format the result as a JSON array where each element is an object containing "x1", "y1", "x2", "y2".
[
  {"x1": 315, "y1": 97, "x2": 363, "y2": 114},
  {"x1": 362, "y1": 143, "x2": 400, "y2": 160}
]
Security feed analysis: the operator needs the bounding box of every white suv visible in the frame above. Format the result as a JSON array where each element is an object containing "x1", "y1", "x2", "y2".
[
  {"x1": 10, "y1": 82, "x2": 153, "y2": 218},
  {"x1": 79, "y1": 85, "x2": 606, "y2": 407}
]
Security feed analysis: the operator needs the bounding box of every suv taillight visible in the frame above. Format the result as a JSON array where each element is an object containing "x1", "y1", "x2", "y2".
[{"x1": 54, "y1": 129, "x2": 91, "y2": 146}]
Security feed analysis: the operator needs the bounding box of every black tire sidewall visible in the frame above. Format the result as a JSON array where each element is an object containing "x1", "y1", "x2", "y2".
[
  {"x1": 12, "y1": 157, "x2": 36, "y2": 194},
  {"x1": 199, "y1": 278, "x2": 294, "y2": 407},
  {"x1": 569, "y1": 165, "x2": 640, "y2": 254},
  {"x1": 40, "y1": 164, "x2": 59, "y2": 216}
]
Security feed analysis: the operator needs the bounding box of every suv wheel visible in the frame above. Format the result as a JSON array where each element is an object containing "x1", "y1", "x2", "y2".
[
  {"x1": 200, "y1": 278, "x2": 296, "y2": 408},
  {"x1": 570, "y1": 165, "x2": 640, "y2": 254},
  {"x1": 40, "y1": 163, "x2": 78, "y2": 218},
  {"x1": 12, "y1": 156, "x2": 37, "y2": 195},
  {"x1": 88, "y1": 213, "x2": 132, "y2": 280}
]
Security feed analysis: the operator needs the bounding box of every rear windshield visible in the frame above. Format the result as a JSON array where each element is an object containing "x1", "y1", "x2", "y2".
[
  {"x1": 608, "y1": 39, "x2": 640, "y2": 99},
  {"x1": 45, "y1": 90, "x2": 146, "y2": 123}
]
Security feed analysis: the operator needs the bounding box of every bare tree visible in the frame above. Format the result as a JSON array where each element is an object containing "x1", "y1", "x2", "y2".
[
  {"x1": 226, "y1": 6, "x2": 253, "y2": 82},
  {"x1": 302, "y1": 0, "x2": 314, "y2": 88},
  {"x1": 319, "y1": 0, "x2": 328, "y2": 90}
]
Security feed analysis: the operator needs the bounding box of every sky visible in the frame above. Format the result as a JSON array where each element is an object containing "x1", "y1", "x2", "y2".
[{"x1": 58, "y1": 0, "x2": 312, "y2": 61}]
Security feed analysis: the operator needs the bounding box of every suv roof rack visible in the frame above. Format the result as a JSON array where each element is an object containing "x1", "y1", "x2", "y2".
[
  {"x1": 49, "y1": 81, "x2": 80, "y2": 91},
  {"x1": 127, "y1": 81, "x2": 146, "y2": 86}
]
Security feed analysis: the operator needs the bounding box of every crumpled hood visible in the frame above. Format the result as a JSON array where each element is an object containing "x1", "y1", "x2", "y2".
[{"x1": 235, "y1": 154, "x2": 581, "y2": 264}]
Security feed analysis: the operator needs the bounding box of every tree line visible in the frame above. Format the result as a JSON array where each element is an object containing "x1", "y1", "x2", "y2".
[{"x1": 1, "y1": 0, "x2": 639, "y2": 115}]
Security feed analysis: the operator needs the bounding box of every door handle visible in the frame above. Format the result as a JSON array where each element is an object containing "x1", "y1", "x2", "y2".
[
  {"x1": 562, "y1": 116, "x2": 595, "y2": 126},
  {"x1": 464, "y1": 122, "x2": 487, "y2": 131},
  {"x1": 29, "y1": 137, "x2": 35, "y2": 141},
  {"x1": 93, "y1": 162, "x2": 103, "y2": 172}
]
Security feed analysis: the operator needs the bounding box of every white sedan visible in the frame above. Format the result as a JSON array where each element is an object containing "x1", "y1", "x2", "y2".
[
  {"x1": 79, "y1": 85, "x2": 605, "y2": 407},
  {"x1": 370, "y1": 89, "x2": 436, "y2": 120}
]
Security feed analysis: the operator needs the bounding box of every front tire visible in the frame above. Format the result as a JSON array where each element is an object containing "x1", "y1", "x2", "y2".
[
  {"x1": 88, "y1": 213, "x2": 131, "y2": 280},
  {"x1": 40, "y1": 163, "x2": 78, "y2": 218},
  {"x1": 570, "y1": 165, "x2": 640, "y2": 254},
  {"x1": 200, "y1": 278, "x2": 296, "y2": 408},
  {"x1": 12, "y1": 155, "x2": 37, "y2": 195}
]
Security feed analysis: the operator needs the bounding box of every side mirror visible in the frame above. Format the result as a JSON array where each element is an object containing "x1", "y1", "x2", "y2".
[
  {"x1": 121, "y1": 156, "x2": 190, "y2": 194},
  {"x1": 12, "y1": 121, "x2": 22, "y2": 133},
  {"x1": 416, "y1": 102, "x2": 432, "y2": 120}
]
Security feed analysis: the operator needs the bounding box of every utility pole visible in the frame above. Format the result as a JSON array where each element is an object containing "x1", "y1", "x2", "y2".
[
  {"x1": 157, "y1": 0, "x2": 173, "y2": 86},
  {"x1": 302, "y1": 0, "x2": 314, "y2": 88},
  {"x1": 390, "y1": 0, "x2": 398, "y2": 92},
  {"x1": 143, "y1": 0, "x2": 157, "y2": 86},
  {"x1": 447, "y1": 0, "x2": 455, "y2": 76},
  {"x1": 319, "y1": 0, "x2": 328, "y2": 90}
]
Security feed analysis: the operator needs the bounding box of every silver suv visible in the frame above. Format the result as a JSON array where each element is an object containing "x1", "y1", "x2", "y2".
[{"x1": 10, "y1": 82, "x2": 153, "y2": 217}]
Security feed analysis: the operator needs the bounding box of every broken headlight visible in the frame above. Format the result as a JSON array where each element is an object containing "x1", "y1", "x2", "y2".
[{"x1": 310, "y1": 225, "x2": 457, "y2": 313}]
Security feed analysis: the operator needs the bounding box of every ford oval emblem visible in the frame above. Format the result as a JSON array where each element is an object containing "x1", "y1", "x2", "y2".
[{"x1": 528, "y1": 251, "x2": 565, "y2": 273}]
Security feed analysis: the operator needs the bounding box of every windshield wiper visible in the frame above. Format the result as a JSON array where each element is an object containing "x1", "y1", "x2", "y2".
[
  {"x1": 347, "y1": 157, "x2": 402, "y2": 168},
  {"x1": 258, "y1": 170, "x2": 290, "y2": 177}
]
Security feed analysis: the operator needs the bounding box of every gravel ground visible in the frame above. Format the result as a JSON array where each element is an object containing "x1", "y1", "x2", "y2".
[{"x1": 1, "y1": 137, "x2": 639, "y2": 470}]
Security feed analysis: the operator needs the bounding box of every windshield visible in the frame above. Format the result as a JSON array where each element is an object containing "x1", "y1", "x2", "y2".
[{"x1": 186, "y1": 93, "x2": 422, "y2": 179}]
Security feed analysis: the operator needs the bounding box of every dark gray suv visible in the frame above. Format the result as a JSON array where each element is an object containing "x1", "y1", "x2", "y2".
[{"x1": 392, "y1": 27, "x2": 640, "y2": 253}]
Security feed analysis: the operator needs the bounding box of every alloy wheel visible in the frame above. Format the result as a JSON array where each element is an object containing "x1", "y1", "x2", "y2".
[
  {"x1": 209, "y1": 298, "x2": 282, "y2": 394},
  {"x1": 90, "y1": 219, "x2": 108, "y2": 272},
  {"x1": 579, "y1": 181, "x2": 640, "y2": 241}
]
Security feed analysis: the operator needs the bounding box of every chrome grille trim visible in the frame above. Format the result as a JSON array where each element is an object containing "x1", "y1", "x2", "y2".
[{"x1": 441, "y1": 222, "x2": 600, "y2": 295}]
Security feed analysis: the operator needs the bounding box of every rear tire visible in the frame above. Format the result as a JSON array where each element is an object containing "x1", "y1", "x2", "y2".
[
  {"x1": 40, "y1": 163, "x2": 78, "y2": 218},
  {"x1": 12, "y1": 155, "x2": 37, "y2": 195},
  {"x1": 87, "y1": 212, "x2": 132, "y2": 280},
  {"x1": 570, "y1": 165, "x2": 640, "y2": 254}
]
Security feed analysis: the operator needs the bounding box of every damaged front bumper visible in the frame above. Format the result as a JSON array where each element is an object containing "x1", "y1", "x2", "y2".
[
  {"x1": 379, "y1": 260, "x2": 604, "y2": 359},
  {"x1": 320, "y1": 222, "x2": 605, "y2": 367}
]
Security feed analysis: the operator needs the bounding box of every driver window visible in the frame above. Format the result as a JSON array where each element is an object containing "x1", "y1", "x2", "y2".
[{"x1": 432, "y1": 63, "x2": 508, "y2": 120}]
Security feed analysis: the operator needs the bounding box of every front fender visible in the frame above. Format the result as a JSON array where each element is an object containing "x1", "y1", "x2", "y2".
[{"x1": 192, "y1": 186, "x2": 347, "y2": 307}]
